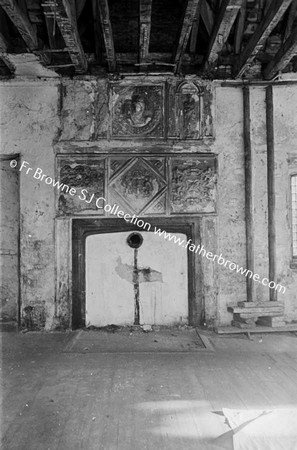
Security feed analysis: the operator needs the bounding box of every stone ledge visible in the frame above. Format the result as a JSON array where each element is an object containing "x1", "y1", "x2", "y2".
[
  {"x1": 228, "y1": 302, "x2": 285, "y2": 329},
  {"x1": 215, "y1": 324, "x2": 297, "y2": 334}
]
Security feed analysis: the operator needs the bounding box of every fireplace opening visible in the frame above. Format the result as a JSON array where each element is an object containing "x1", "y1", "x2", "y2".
[
  {"x1": 85, "y1": 230, "x2": 188, "y2": 327},
  {"x1": 72, "y1": 218, "x2": 201, "y2": 329}
]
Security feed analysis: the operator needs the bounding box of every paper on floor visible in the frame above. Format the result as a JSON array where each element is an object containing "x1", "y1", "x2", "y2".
[{"x1": 222, "y1": 408, "x2": 297, "y2": 450}]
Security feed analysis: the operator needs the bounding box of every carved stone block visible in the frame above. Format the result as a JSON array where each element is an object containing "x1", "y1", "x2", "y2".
[
  {"x1": 57, "y1": 157, "x2": 105, "y2": 215},
  {"x1": 176, "y1": 81, "x2": 202, "y2": 139},
  {"x1": 170, "y1": 157, "x2": 217, "y2": 214},
  {"x1": 56, "y1": 154, "x2": 217, "y2": 217},
  {"x1": 168, "y1": 80, "x2": 213, "y2": 139},
  {"x1": 110, "y1": 85, "x2": 164, "y2": 138},
  {"x1": 108, "y1": 157, "x2": 167, "y2": 214}
]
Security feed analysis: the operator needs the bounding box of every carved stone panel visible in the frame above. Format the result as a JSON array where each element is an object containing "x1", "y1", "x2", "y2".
[
  {"x1": 167, "y1": 79, "x2": 213, "y2": 139},
  {"x1": 176, "y1": 82, "x2": 202, "y2": 139},
  {"x1": 57, "y1": 157, "x2": 105, "y2": 215},
  {"x1": 56, "y1": 154, "x2": 217, "y2": 217},
  {"x1": 170, "y1": 157, "x2": 217, "y2": 214},
  {"x1": 109, "y1": 157, "x2": 167, "y2": 214},
  {"x1": 110, "y1": 85, "x2": 164, "y2": 138}
]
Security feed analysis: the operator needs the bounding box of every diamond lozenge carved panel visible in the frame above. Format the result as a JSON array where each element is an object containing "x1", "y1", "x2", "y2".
[{"x1": 109, "y1": 158, "x2": 166, "y2": 214}]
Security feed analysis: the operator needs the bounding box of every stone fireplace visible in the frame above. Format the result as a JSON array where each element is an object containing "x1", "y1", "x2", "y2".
[
  {"x1": 52, "y1": 77, "x2": 218, "y2": 330},
  {"x1": 54, "y1": 151, "x2": 218, "y2": 329}
]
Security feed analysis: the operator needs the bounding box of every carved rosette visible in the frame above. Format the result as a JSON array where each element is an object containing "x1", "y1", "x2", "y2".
[
  {"x1": 170, "y1": 158, "x2": 217, "y2": 213},
  {"x1": 110, "y1": 85, "x2": 164, "y2": 137}
]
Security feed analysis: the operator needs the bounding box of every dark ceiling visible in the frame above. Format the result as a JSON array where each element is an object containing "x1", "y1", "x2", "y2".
[{"x1": 0, "y1": 0, "x2": 297, "y2": 79}]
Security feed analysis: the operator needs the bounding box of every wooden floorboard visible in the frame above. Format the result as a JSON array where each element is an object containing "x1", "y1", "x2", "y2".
[{"x1": 2, "y1": 331, "x2": 297, "y2": 449}]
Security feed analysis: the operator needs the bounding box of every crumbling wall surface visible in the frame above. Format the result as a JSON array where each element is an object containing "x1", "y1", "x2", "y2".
[
  {"x1": 214, "y1": 86, "x2": 246, "y2": 325},
  {"x1": 250, "y1": 87, "x2": 269, "y2": 302},
  {"x1": 0, "y1": 159, "x2": 19, "y2": 321},
  {"x1": 0, "y1": 81, "x2": 60, "y2": 329},
  {"x1": 273, "y1": 86, "x2": 297, "y2": 321},
  {"x1": 60, "y1": 78, "x2": 108, "y2": 141}
]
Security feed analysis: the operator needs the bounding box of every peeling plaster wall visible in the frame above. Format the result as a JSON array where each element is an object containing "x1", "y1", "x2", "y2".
[
  {"x1": 60, "y1": 79, "x2": 109, "y2": 141},
  {"x1": 273, "y1": 86, "x2": 297, "y2": 321},
  {"x1": 214, "y1": 86, "x2": 246, "y2": 325},
  {"x1": 0, "y1": 158, "x2": 19, "y2": 321},
  {"x1": 0, "y1": 81, "x2": 60, "y2": 329},
  {"x1": 250, "y1": 87, "x2": 269, "y2": 302},
  {"x1": 214, "y1": 84, "x2": 297, "y2": 325}
]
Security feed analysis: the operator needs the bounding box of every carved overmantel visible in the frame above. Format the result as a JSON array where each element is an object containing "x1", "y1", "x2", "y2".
[
  {"x1": 56, "y1": 154, "x2": 217, "y2": 217},
  {"x1": 108, "y1": 78, "x2": 213, "y2": 141}
]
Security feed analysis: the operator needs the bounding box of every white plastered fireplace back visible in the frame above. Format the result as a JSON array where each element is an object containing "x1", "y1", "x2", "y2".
[{"x1": 85, "y1": 230, "x2": 188, "y2": 327}]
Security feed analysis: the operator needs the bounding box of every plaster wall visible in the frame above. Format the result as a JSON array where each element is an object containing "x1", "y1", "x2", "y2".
[
  {"x1": 250, "y1": 87, "x2": 269, "y2": 301},
  {"x1": 214, "y1": 86, "x2": 246, "y2": 325},
  {"x1": 0, "y1": 81, "x2": 60, "y2": 329},
  {"x1": 273, "y1": 86, "x2": 297, "y2": 321},
  {"x1": 0, "y1": 158, "x2": 19, "y2": 321}
]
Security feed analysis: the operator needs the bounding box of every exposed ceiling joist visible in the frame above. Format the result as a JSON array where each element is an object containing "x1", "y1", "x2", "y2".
[
  {"x1": 264, "y1": 0, "x2": 273, "y2": 15},
  {"x1": 173, "y1": 0, "x2": 201, "y2": 73},
  {"x1": 234, "y1": 0, "x2": 246, "y2": 54},
  {"x1": 284, "y1": 0, "x2": 297, "y2": 41},
  {"x1": 0, "y1": 47, "x2": 15, "y2": 72},
  {"x1": 91, "y1": 0, "x2": 102, "y2": 62},
  {"x1": 97, "y1": 0, "x2": 116, "y2": 72},
  {"x1": 139, "y1": 0, "x2": 152, "y2": 63},
  {"x1": 189, "y1": 0, "x2": 202, "y2": 53},
  {"x1": 44, "y1": 15, "x2": 57, "y2": 49},
  {"x1": 200, "y1": 0, "x2": 214, "y2": 36},
  {"x1": 42, "y1": 0, "x2": 87, "y2": 73},
  {"x1": 0, "y1": 0, "x2": 38, "y2": 50},
  {"x1": 0, "y1": 31, "x2": 8, "y2": 52},
  {"x1": 205, "y1": 0, "x2": 242, "y2": 66},
  {"x1": 75, "y1": 0, "x2": 86, "y2": 19},
  {"x1": 235, "y1": 0, "x2": 293, "y2": 77},
  {"x1": 0, "y1": 54, "x2": 15, "y2": 72},
  {"x1": 263, "y1": 24, "x2": 297, "y2": 79}
]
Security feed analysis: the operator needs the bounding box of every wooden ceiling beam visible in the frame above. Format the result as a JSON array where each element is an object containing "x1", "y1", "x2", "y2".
[
  {"x1": 75, "y1": 0, "x2": 86, "y2": 19},
  {"x1": 91, "y1": 0, "x2": 102, "y2": 62},
  {"x1": 0, "y1": 0, "x2": 38, "y2": 50},
  {"x1": 97, "y1": 0, "x2": 116, "y2": 72},
  {"x1": 0, "y1": 29, "x2": 14, "y2": 72},
  {"x1": 200, "y1": 0, "x2": 214, "y2": 36},
  {"x1": 42, "y1": 0, "x2": 87, "y2": 73},
  {"x1": 189, "y1": 0, "x2": 202, "y2": 54},
  {"x1": 284, "y1": 0, "x2": 297, "y2": 41},
  {"x1": 263, "y1": 24, "x2": 297, "y2": 79},
  {"x1": 205, "y1": 0, "x2": 242, "y2": 66},
  {"x1": 235, "y1": 0, "x2": 293, "y2": 78},
  {"x1": 139, "y1": 0, "x2": 152, "y2": 63},
  {"x1": 0, "y1": 32, "x2": 8, "y2": 52},
  {"x1": 173, "y1": 0, "x2": 201, "y2": 74},
  {"x1": 0, "y1": 54, "x2": 15, "y2": 72},
  {"x1": 44, "y1": 15, "x2": 57, "y2": 50},
  {"x1": 234, "y1": 0, "x2": 246, "y2": 54}
]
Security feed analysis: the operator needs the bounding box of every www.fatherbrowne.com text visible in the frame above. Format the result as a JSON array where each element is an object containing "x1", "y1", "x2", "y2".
[{"x1": 15, "y1": 160, "x2": 286, "y2": 294}]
